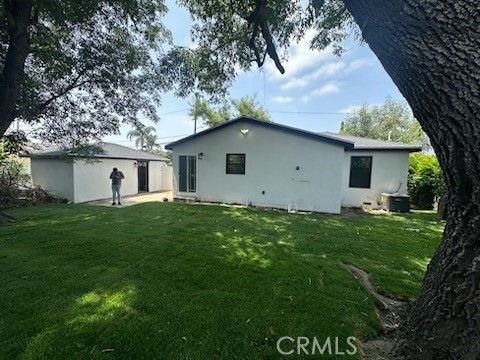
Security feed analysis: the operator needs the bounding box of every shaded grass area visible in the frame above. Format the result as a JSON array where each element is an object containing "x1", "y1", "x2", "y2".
[{"x1": 0, "y1": 203, "x2": 442, "y2": 359}]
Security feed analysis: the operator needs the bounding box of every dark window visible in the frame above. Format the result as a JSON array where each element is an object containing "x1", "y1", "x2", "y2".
[
  {"x1": 349, "y1": 156, "x2": 372, "y2": 188},
  {"x1": 226, "y1": 154, "x2": 245, "y2": 174},
  {"x1": 178, "y1": 156, "x2": 187, "y2": 192},
  {"x1": 179, "y1": 155, "x2": 196, "y2": 192}
]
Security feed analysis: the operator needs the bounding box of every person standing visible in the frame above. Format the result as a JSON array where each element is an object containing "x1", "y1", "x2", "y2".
[{"x1": 109, "y1": 167, "x2": 125, "y2": 205}]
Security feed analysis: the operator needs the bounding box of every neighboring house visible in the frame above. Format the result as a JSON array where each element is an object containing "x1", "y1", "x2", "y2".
[
  {"x1": 165, "y1": 117, "x2": 421, "y2": 214},
  {"x1": 28, "y1": 142, "x2": 173, "y2": 203}
]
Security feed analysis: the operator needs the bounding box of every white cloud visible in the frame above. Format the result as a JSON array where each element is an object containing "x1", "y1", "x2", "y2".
[
  {"x1": 271, "y1": 96, "x2": 294, "y2": 104},
  {"x1": 273, "y1": 54, "x2": 374, "y2": 92},
  {"x1": 264, "y1": 29, "x2": 335, "y2": 80},
  {"x1": 281, "y1": 78, "x2": 309, "y2": 90},
  {"x1": 346, "y1": 58, "x2": 372, "y2": 72},
  {"x1": 299, "y1": 81, "x2": 340, "y2": 103},
  {"x1": 313, "y1": 62, "x2": 346, "y2": 77},
  {"x1": 312, "y1": 82, "x2": 341, "y2": 96},
  {"x1": 280, "y1": 61, "x2": 346, "y2": 90},
  {"x1": 301, "y1": 95, "x2": 311, "y2": 103}
]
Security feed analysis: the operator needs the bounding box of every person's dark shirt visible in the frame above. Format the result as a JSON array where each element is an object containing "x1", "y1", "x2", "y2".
[{"x1": 110, "y1": 171, "x2": 125, "y2": 186}]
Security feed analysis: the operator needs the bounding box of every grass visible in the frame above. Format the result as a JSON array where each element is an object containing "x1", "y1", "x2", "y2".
[{"x1": 0, "y1": 203, "x2": 443, "y2": 359}]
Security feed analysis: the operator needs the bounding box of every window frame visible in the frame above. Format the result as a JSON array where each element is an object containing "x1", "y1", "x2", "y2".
[
  {"x1": 226, "y1": 153, "x2": 246, "y2": 175},
  {"x1": 349, "y1": 156, "x2": 373, "y2": 189},
  {"x1": 178, "y1": 154, "x2": 197, "y2": 193}
]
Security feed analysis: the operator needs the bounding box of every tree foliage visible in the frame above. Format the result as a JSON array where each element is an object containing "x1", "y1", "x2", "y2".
[
  {"x1": 340, "y1": 98, "x2": 430, "y2": 148},
  {"x1": 0, "y1": 0, "x2": 227, "y2": 144},
  {"x1": 189, "y1": 95, "x2": 271, "y2": 128},
  {"x1": 177, "y1": 0, "x2": 357, "y2": 76},
  {"x1": 127, "y1": 125, "x2": 157, "y2": 150},
  {"x1": 408, "y1": 153, "x2": 446, "y2": 210},
  {"x1": 0, "y1": 131, "x2": 28, "y2": 158}
]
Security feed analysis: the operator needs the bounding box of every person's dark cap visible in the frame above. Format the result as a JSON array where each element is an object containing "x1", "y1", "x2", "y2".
[{"x1": 113, "y1": 167, "x2": 118, "y2": 172}]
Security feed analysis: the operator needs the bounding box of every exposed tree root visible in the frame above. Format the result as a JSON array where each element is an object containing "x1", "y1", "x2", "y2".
[
  {"x1": 343, "y1": 264, "x2": 408, "y2": 359},
  {"x1": 0, "y1": 211, "x2": 15, "y2": 225}
]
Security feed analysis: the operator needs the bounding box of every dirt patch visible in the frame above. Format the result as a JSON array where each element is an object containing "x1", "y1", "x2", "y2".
[
  {"x1": 340, "y1": 207, "x2": 367, "y2": 217},
  {"x1": 343, "y1": 264, "x2": 408, "y2": 359}
]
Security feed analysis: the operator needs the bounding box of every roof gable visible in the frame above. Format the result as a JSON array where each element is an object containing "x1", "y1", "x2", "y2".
[{"x1": 165, "y1": 117, "x2": 354, "y2": 150}]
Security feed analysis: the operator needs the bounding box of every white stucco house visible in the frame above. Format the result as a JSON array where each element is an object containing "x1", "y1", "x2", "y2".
[
  {"x1": 165, "y1": 117, "x2": 421, "y2": 214},
  {"x1": 28, "y1": 143, "x2": 173, "y2": 203}
]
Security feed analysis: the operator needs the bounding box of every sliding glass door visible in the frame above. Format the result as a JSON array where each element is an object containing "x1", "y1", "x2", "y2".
[{"x1": 178, "y1": 155, "x2": 196, "y2": 193}]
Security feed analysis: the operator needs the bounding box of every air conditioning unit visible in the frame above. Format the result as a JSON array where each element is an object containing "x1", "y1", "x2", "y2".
[{"x1": 380, "y1": 193, "x2": 411, "y2": 213}]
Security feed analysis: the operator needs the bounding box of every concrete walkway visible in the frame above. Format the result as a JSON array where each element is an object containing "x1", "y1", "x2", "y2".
[{"x1": 87, "y1": 190, "x2": 173, "y2": 207}]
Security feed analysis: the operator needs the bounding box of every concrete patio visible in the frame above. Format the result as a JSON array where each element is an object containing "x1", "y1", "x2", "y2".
[{"x1": 87, "y1": 190, "x2": 173, "y2": 207}]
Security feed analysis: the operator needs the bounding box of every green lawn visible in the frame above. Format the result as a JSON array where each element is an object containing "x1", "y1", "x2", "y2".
[{"x1": 0, "y1": 203, "x2": 442, "y2": 359}]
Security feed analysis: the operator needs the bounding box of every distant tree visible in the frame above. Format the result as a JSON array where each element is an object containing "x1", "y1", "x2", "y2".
[
  {"x1": 150, "y1": 148, "x2": 172, "y2": 160},
  {"x1": 144, "y1": 134, "x2": 160, "y2": 151},
  {"x1": 340, "y1": 98, "x2": 430, "y2": 149},
  {"x1": 189, "y1": 95, "x2": 271, "y2": 128},
  {"x1": 127, "y1": 126, "x2": 156, "y2": 150},
  {"x1": 232, "y1": 96, "x2": 271, "y2": 122},
  {"x1": 408, "y1": 153, "x2": 446, "y2": 209}
]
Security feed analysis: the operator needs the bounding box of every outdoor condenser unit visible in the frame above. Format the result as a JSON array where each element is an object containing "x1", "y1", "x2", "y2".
[{"x1": 380, "y1": 193, "x2": 411, "y2": 213}]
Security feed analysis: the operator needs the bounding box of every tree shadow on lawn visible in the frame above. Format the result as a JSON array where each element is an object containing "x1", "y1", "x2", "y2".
[{"x1": 0, "y1": 203, "x2": 443, "y2": 359}]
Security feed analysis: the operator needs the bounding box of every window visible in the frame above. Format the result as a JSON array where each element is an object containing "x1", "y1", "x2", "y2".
[
  {"x1": 226, "y1": 154, "x2": 245, "y2": 174},
  {"x1": 349, "y1": 156, "x2": 372, "y2": 188}
]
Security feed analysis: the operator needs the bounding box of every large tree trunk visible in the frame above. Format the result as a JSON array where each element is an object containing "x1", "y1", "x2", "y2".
[
  {"x1": 342, "y1": 0, "x2": 480, "y2": 358},
  {"x1": 0, "y1": 0, "x2": 31, "y2": 137}
]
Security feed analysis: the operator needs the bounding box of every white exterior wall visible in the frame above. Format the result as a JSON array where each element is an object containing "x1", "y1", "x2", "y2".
[
  {"x1": 148, "y1": 161, "x2": 173, "y2": 192},
  {"x1": 73, "y1": 159, "x2": 138, "y2": 203},
  {"x1": 30, "y1": 159, "x2": 74, "y2": 201},
  {"x1": 160, "y1": 164, "x2": 173, "y2": 191},
  {"x1": 341, "y1": 151, "x2": 410, "y2": 208},
  {"x1": 171, "y1": 121, "x2": 344, "y2": 214},
  {"x1": 148, "y1": 161, "x2": 162, "y2": 192}
]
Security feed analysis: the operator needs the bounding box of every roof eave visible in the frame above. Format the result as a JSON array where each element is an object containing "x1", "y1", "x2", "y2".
[
  {"x1": 346, "y1": 147, "x2": 423, "y2": 152},
  {"x1": 28, "y1": 154, "x2": 169, "y2": 161}
]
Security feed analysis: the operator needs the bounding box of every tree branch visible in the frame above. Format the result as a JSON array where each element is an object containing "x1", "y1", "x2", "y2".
[
  {"x1": 34, "y1": 80, "x2": 91, "y2": 115},
  {"x1": 28, "y1": 68, "x2": 97, "y2": 118},
  {"x1": 3, "y1": 0, "x2": 15, "y2": 33},
  {"x1": 245, "y1": 0, "x2": 285, "y2": 74}
]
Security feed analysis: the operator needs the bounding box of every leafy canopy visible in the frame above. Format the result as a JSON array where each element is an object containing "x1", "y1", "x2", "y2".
[
  {"x1": 189, "y1": 95, "x2": 271, "y2": 128},
  {"x1": 177, "y1": 0, "x2": 359, "y2": 76},
  {"x1": 1, "y1": 0, "x2": 225, "y2": 144},
  {"x1": 340, "y1": 98, "x2": 430, "y2": 148}
]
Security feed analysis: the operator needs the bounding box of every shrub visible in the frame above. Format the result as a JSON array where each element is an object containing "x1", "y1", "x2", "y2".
[
  {"x1": 1, "y1": 137, "x2": 63, "y2": 209},
  {"x1": 0, "y1": 159, "x2": 29, "y2": 207},
  {"x1": 0, "y1": 158, "x2": 63, "y2": 208},
  {"x1": 408, "y1": 153, "x2": 445, "y2": 209}
]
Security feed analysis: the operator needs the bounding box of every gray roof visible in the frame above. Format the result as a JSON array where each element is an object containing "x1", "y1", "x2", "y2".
[
  {"x1": 166, "y1": 116, "x2": 355, "y2": 150},
  {"x1": 164, "y1": 116, "x2": 421, "y2": 152},
  {"x1": 319, "y1": 132, "x2": 422, "y2": 152},
  {"x1": 29, "y1": 142, "x2": 169, "y2": 161}
]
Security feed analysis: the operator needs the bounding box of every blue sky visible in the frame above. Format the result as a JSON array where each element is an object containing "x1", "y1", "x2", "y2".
[{"x1": 105, "y1": 1, "x2": 405, "y2": 149}]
